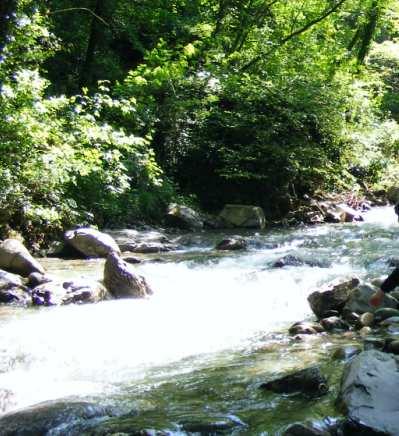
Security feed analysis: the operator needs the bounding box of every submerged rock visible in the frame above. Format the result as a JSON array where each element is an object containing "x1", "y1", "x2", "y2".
[
  {"x1": 307, "y1": 277, "x2": 359, "y2": 319},
  {"x1": 260, "y1": 366, "x2": 328, "y2": 397},
  {"x1": 273, "y1": 255, "x2": 328, "y2": 269},
  {"x1": 215, "y1": 237, "x2": 247, "y2": 251},
  {"x1": 288, "y1": 321, "x2": 324, "y2": 335},
  {"x1": 0, "y1": 239, "x2": 45, "y2": 277},
  {"x1": 219, "y1": 204, "x2": 266, "y2": 229},
  {"x1": 337, "y1": 350, "x2": 399, "y2": 434},
  {"x1": 0, "y1": 400, "x2": 115, "y2": 436},
  {"x1": 65, "y1": 228, "x2": 120, "y2": 258},
  {"x1": 104, "y1": 251, "x2": 152, "y2": 299}
]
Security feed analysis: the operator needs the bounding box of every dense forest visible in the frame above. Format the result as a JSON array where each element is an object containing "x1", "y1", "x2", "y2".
[{"x1": 1, "y1": 0, "x2": 399, "y2": 245}]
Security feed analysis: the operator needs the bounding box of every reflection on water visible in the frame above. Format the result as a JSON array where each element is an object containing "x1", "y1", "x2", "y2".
[{"x1": 0, "y1": 206, "x2": 398, "y2": 433}]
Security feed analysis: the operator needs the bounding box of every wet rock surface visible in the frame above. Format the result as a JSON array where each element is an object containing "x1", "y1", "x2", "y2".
[
  {"x1": 337, "y1": 350, "x2": 399, "y2": 435},
  {"x1": 0, "y1": 400, "x2": 115, "y2": 436}
]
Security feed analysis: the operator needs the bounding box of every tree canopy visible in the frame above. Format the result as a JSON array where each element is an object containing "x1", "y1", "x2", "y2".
[{"x1": 1, "y1": 0, "x2": 399, "y2": 243}]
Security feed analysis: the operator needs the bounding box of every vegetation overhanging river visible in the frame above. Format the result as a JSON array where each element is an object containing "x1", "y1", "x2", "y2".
[{"x1": 0, "y1": 206, "x2": 398, "y2": 434}]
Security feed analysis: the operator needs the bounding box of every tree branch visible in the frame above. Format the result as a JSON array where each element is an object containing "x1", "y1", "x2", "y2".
[
  {"x1": 49, "y1": 7, "x2": 109, "y2": 27},
  {"x1": 241, "y1": 0, "x2": 348, "y2": 71}
]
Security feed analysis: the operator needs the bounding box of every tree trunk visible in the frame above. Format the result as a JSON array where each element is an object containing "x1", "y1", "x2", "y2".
[
  {"x1": 78, "y1": 0, "x2": 106, "y2": 88},
  {"x1": 0, "y1": 0, "x2": 16, "y2": 53}
]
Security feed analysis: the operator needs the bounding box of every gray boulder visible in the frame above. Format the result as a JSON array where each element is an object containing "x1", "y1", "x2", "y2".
[
  {"x1": 337, "y1": 350, "x2": 399, "y2": 435},
  {"x1": 104, "y1": 252, "x2": 153, "y2": 299},
  {"x1": 32, "y1": 279, "x2": 108, "y2": 306},
  {"x1": 219, "y1": 204, "x2": 266, "y2": 229},
  {"x1": 344, "y1": 284, "x2": 398, "y2": 314},
  {"x1": 307, "y1": 277, "x2": 360, "y2": 319},
  {"x1": 166, "y1": 203, "x2": 204, "y2": 230},
  {"x1": 0, "y1": 269, "x2": 30, "y2": 305},
  {"x1": 0, "y1": 239, "x2": 45, "y2": 276},
  {"x1": 64, "y1": 228, "x2": 120, "y2": 258}
]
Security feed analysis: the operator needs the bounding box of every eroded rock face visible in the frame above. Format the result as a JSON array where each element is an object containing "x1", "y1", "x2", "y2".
[
  {"x1": 166, "y1": 203, "x2": 204, "y2": 230},
  {"x1": 65, "y1": 228, "x2": 120, "y2": 258},
  {"x1": 104, "y1": 251, "x2": 152, "y2": 299},
  {"x1": 307, "y1": 277, "x2": 360, "y2": 319},
  {"x1": 337, "y1": 350, "x2": 399, "y2": 435},
  {"x1": 219, "y1": 204, "x2": 266, "y2": 229},
  {"x1": 260, "y1": 366, "x2": 328, "y2": 397},
  {"x1": 0, "y1": 400, "x2": 115, "y2": 436},
  {"x1": 0, "y1": 239, "x2": 45, "y2": 277}
]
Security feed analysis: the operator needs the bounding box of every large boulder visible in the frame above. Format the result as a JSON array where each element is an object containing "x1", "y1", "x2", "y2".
[
  {"x1": 64, "y1": 228, "x2": 120, "y2": 258},
  {"x1": 219, "y1": 204, "x2": 266, "y2": 229},
  {"x1": 0, "y1": 400, "x2": 114, "y2": 436},
  {"x1": 343, "y1": 284, "x2": 398, "y2": 314},
  {"x1": 0, "y1": 269, "x2": 30, "y2": 305},
  {"x1": 166, "y1": 203, "x2": 204, "y2": 230},
  {"x1": 0, "y1": 239, "x2": 45, "y2": 277},
  {"x1": 337, "y1": 350, "x2": 399, "y2": 434},
  {"x1": 104, "y1": 251, "x2": 153, "y2": 299},
  {"x1": 307, "y1": 277, "x2": 360, "y2": 319},
  {"x1": 32, "y1": 279, "x2": 108, "y2": 306}
]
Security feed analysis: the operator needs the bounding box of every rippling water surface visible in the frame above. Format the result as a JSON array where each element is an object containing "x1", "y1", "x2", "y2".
[{"x1": 0, "y1": 206, "x2": 398, "y2": 433}]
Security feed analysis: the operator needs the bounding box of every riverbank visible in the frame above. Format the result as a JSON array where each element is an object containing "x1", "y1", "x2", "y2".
[{"x1": 0, "y1": 206, "x2": 398, "y2": 434}]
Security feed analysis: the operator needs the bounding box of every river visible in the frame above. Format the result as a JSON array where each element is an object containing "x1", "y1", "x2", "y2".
[{"x1": 0, "y1": 206, "x2": 398, "y2": 434}]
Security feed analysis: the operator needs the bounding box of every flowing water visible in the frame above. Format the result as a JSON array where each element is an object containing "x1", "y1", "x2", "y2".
[{"x1": 0, "y1": 207, "x2": 398, "y2": 434}]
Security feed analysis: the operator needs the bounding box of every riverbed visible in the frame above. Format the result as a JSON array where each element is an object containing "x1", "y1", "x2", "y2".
[{"x1": 0, "y1": 206, "x2": 397, "y2": 434}]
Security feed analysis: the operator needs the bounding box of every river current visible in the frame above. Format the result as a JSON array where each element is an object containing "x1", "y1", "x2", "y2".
[{"x1": 0, "y1": 206, "x2": 398, "y2": 434}]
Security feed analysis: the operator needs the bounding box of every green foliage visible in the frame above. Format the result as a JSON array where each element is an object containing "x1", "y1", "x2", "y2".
[{"x1": 2, "y1": 0, "x2": 399, "y2": 244}]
